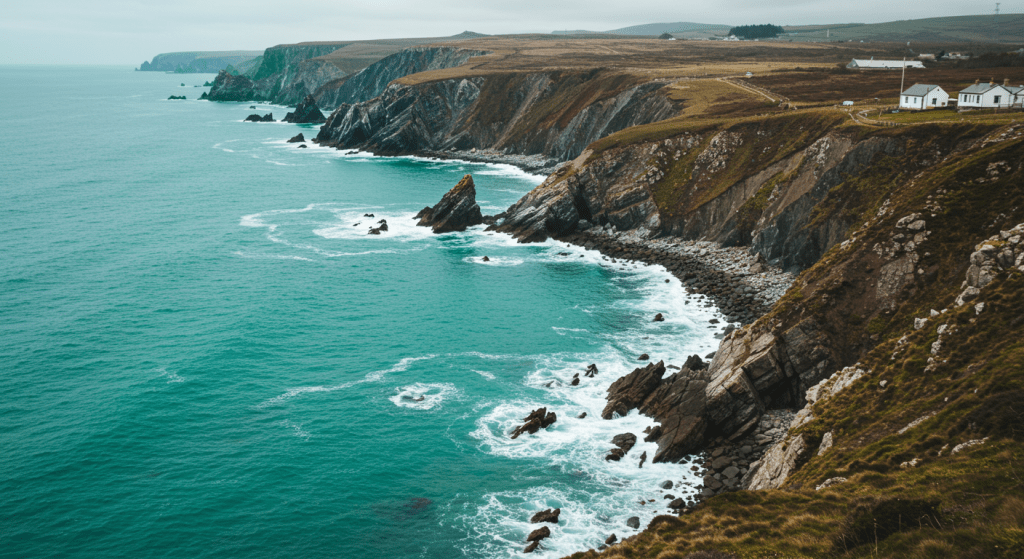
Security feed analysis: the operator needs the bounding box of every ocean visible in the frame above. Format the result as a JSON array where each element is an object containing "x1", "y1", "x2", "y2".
[{"x1": 0, "y1": 66, "x2": 721, "y2": 558}]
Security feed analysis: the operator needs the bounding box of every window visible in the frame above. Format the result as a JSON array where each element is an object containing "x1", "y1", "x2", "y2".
[{"x1": 994, "y1": 95, "x2": 1001, "y2": 104}]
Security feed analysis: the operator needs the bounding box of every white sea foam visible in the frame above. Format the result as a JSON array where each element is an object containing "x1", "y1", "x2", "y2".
[
  {"x1": 312, "y1": 210, "x2": 436, "y2": 243},
  {"x1": 463, "y1": 256, "x2": 524, "y2": 267},
  {"x1": 157, "y1": 367, "x2": 185, "y2": 383},
  {"x1": 389, "y1": 382, "x2": 458, "y2": 410},
  {"x1": 473, "y1": 370, "x2": 496, "y2": 380},
  {"x1": 280, "y1": 420, "x2": 311, "y2": 441},
  {"x1": 257, "y1": 355, "x2": 436, "y2": 409},
  {"x1": 232, "y1": 251, "x2": 314, "y2": 262}
]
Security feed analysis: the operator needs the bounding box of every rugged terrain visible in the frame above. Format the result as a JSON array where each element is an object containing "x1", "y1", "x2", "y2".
[{"x1": 138, "y1": 50, "x2": 261, "y2": 73}]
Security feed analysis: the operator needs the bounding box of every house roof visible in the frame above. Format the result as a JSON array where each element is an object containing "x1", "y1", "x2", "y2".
[
  {"x1": 959, "y1": 82, "x2": 1010, "y2": 95},
  {"x1": 1007, "y1": 85, "x2": 1024, "y2": 94},
  {"x1": 849, "y1": 59, "x2": 925, "y2": 69},
  {"x1": 902, "y1": 84, "x2": 943, "y2": 97}
]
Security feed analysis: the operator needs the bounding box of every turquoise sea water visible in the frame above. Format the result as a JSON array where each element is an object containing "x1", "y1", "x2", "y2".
[{"x1": 1, "y1": 66, "x2": 722, "y2": 558}]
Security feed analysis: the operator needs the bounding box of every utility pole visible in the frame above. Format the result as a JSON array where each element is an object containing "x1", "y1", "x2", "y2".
[
  {"x1": 900, "y1": 57, "x2": 907, "y2": 109},
  {"x1": 995, "y1": 3, "x2": 1001, "y2": 43}
]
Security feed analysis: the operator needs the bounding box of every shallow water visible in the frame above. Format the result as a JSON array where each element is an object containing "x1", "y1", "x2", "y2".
[{"x1": 0, "y1": 66, "x2": 724, "y2": 558}]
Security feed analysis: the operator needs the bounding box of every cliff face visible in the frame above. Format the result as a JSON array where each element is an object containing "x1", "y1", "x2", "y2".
[
  {"x1": 206, "y1": 44, "x2": 348, "y2": 105},
  {"x1": 315, "y1": 70, "x2": 676, "y2": 163},
  {"x1": 138, "y1": 51, "x2": 262, "y2": 73},
  {"x1": 313, "y1": 47, "x2": 487, "y2": 110}
]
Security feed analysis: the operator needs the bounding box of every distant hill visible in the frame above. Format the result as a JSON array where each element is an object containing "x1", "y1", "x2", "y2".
[
  {"x1": 138, "y1": 51, "x2": 263, "y2": 73},
  {"x1": 604, "y1": 21, "x2": 732, "y2": 36},
  {"x1": 783, "y1": 14, "x2": 1024, "y2": 43}
]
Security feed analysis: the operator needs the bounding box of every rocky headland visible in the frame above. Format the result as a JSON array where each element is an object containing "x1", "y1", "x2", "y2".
[{"x1": 282, "y1": 95, "x2": 327, "y2": 124}]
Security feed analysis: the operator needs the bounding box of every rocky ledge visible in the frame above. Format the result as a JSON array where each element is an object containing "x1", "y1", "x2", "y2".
[
  {"x1": 415, "y1": 174, "x2": 484, "y2": 233},
  {"x1": 283, "y1": 95, "x2": 327, "y2": 124}
]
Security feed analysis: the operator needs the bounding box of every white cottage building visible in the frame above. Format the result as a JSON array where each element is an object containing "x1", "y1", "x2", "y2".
[
  {"x1": 899, "y1": 84, "x2": 949, "y2": 109},
  {"x1": 958, "y1": 80, "x2": 1018, "y2": 109},
  {"x1": 847, "y1": 58, "x2": 925, "y2": 70}
]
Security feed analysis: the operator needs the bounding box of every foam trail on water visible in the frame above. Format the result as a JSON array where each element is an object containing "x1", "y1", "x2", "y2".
[
  {"x1": 389, "y1": 383, "x2": 458, "y2": 410},
  {"x1": 257, "y1": 356, "x2": 436, "y2": 409}
]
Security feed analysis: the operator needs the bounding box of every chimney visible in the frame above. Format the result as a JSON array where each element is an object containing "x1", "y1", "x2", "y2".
[
  {"x1": 989, "y1": 78, "x2": 995, "y2": 85},
  {"x1": 974, "y1": 79, "x2": 980, "y2": 84},
  {"x1": 1004, "y1": 78, "x2": 1010, "y2": 86}
]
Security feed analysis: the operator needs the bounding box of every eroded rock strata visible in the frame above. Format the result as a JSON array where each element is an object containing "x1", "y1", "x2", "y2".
[{"x1": 415, "y1": 174, "x2": 484, "y2": 233}]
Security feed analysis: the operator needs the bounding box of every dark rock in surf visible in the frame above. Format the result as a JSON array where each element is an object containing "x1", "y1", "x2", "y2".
[
  {"x1": 526, "y1": 526, "x2": 550, "y2": 542},
  {"x1": 530, "y1": 508, "x2": 560, "y2": 524},
  {"x1": 283, "y1": 94, "x2": 327, "y2": 124},
  {"x1": 523, "y1": 541, "x2": 539, "y2": 553},
  {"x1": 626, "y1": 516, "x2": 640, "y2": 529},
  {"x1": 415, "y1": 174, "x2": 483, "y2": 233},
  {"x1": 244, "y1": 113, "x2": 274, "y2": 122},
  {"x1": 605, "y1": 534, "x2": 617, "y2": 545},
  {"x1": 638, "y1": 451, "x2": 648, "y2": 468},
  {"x1": 638, "y1": 353, "x2": 650, "y2": 361},
  {"x1": 653, "y1": 313, "x2": 665, "y2": 322},
  {"x1": 510, "y1": 407, "x2": 557, "y2": 439},
  {"x1": 287, "y1": 133, "x2": 305, "y2": 143},
  {"x1": 585, "y1": 363, "x2": 598, "y2": 377}
]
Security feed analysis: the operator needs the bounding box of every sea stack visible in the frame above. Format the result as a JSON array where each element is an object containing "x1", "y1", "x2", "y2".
[
  {"x1": 283, "y1": 95, "x2": 327, "y2": 124},
  {"x1": 414, "y1": 174, "x2": 484, "y2": 233}
]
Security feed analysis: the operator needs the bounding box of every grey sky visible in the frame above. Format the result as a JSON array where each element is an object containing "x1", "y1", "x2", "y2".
[{"x1": 1, "y1": 1, "x2": 1019, "y2": 65}]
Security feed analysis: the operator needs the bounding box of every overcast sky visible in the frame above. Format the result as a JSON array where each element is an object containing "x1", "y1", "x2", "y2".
[{"x1": 1, "y1": 1, "x2": 1020, "y2": 65}]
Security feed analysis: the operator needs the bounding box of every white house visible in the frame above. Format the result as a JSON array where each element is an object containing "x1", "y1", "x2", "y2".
[
  {"x1": 958, "y1": 80, "x2": 1016, "y2": 109},
  {"x1": 899, "y1": 84, "x2": 949, "y2": 110},
  {"x1": 1007, "y1": 84, "x2": 1024, "y2": 108},
  {"x1": 847, "y1": 58, "x2": 925, "y2": 70}
]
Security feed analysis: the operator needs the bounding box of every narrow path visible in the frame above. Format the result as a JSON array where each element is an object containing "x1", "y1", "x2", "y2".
[{"x1": 717, "y1": 78, "x2": 783, "y2": 104}]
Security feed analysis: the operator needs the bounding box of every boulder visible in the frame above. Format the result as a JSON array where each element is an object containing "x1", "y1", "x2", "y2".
[
  {"x1": 244, "y1": 113, "x2": 274, "y2": 122},
  {"x1": 283, "y1": 94, "x2": 328, "y2": 124},
  {"x1": 605, "y1": 534, "x2": 617, "y2": 545},
  {"x1": 638, "y1": 451, "x2": 647, "y2": 468},
  {"x1": 526, "y1": 526, "x2": 551, "y2": 542},
  {"x1": 297, "y1": 144, "x2": 308, "y2": 148},
  {"x1": 523, "y1": 541, "x2": 539, "y2": 553},
  {"x1": 653, "y1": 313, "x2": 665, "y2": 322},
  {"x1": 416, "y1": 174, "x2": 484, "y2": 233},
  {"x1": 611, "y1": 433, "x2": 637, "y2": 454},
  {"x1": 287, "y1": 133, "x2": 305, "y2": 143},
  {"x1": 585, "y1": 364, "x2": 599, "y2": 377},
  {"x1": 602, "y1": 361, "x2": 667, "y2": 419},
  {"x1": 626, "y1": 516, "x2": 640, "y2": 529},
  {"x1": 530, "y1": 508, "x2": 560, "y2": 524},
  {"x1": 638, "y1": 353, "x2": 650, "y2": 361},
  {"x1": 511, "y1": 408, "x2": 557, "y2": 439}
]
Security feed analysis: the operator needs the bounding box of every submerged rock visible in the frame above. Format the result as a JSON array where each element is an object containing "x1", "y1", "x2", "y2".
[
  {"x1": 415, "y1": 174, "x2": 484, "y2": 233},
  {"x1": 283, "y1": 94, "x2": 327, "y2": 124}
]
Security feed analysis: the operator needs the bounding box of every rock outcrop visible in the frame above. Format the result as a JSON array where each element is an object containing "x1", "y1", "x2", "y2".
[
  {"x1": 282, "y1": 95, "x2": 327, "y2": 124},
  {"x1": 207, "y1": 43, "x2": 348, "y2": 106},
  {"x1": 530, "y1": 508, "x2": 560, "y2": 524},
  {"x1": 315, "y1": 70, "x2": 675, "y2": 164},
  {"x1": 244, "y1": 113, "x2": 274, "y2": 122},
  {"x1": 287, "y1": 133, "x2": 305, "y2": 143},
  {"x1": 602, "y1": 360, "x2": 710, "y2": 463},
  {"x1": 510, "y1": 407, "x2": 557, "y2": 439},
  {"x1": 415, "y1": 175, "x2": 484, "y2": 233}
]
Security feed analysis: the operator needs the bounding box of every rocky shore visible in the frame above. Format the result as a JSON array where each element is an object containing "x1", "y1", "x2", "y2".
[{"x1": 548, "y1": 228, "x2": 794, "y2": 325}]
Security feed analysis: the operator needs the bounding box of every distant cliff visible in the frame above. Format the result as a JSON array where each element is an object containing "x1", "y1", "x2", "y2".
[
  {"x1": 138, "y1": 51, "x2": 262, "y2": 73},
  {"x1": 205, "y1": 43, "x2": 349, "y2": 106},
  {"x1": 313, "y1": 46, "x2": 487, "y2": 110},
  {"x1": 315, "y1": 69, "x2": 676, "y2": 164}
]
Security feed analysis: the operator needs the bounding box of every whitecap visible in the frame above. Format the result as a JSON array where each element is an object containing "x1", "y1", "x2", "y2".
[
  {"x1": 464, "y1": 256, "x2": 523, "y2": 266},
  {"x1": 257, "y1": 355, "x2": 436, "y2": 409},
  {"x1": 389, "y1": 382, "x2": 458, "y2": 410}
]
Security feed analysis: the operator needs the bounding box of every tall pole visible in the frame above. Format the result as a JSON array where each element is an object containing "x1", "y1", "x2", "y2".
[{"x1": 900, "y1": 57, "x2": 906, "y2": 108}]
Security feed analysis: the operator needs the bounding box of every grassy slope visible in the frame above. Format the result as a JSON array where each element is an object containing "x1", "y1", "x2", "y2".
[{"x1": 566, "y1": 127, "x2": 1024, "y2": 558}]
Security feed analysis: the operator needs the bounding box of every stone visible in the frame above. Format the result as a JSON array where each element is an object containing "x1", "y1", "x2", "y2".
[
  {"x1": 638, "y1": 451, "x2": 647, "y2": 468},
  {"x1": 722, "y1": 466, "x2": 740, "y2": 479},
  {"x1": 297, "y1": 144, "x2": 307, "y2": 148},
  {"x1": 711, "y1": 456, "x2": 731, "y2": 470},
  {"x1": 523, "y1": 541, "x2": 539, "y2": 553},
  {"x1": 653, "y1": 313, "x2": 665, "y2": 322},
  {"x1": 287, "y1": 133, "x2": 305, "y2": 143},
  {"x1": 602, "y1": 361, "x2": 667, "y2": 419},
  {"x1": 746, "y1": 435, "x2": 808, "y2": 490},
  {"x1": 638, "y1": 353, "x2": 650, "y2": 361},
  {"x1": 605, "y1": 534, "x2": 617, "y2": 545},
  {"x1": 530, "y1": 508, "x2": 560, "y2": 524},
  {"x1": 416, "y1": 175, "x2": 484, "y2": 233},
  {"x1": 571, "y1": 377, "x2": 580, "y2": 386},
  {"x1": 482, "y1": 256, "x2": 490, "y2": 262},
  {"x1": 817, "y1": 432, "x2": 833, "y2": 456},
  {"x1": 283, "y1": 94, "x2": 327, "y2": 124},
  {"x1": 577, "y1": 412, "x2": 587, "y2": 419},
  {"x1": 683, "y1": 354, "x2": 706, "y2": 371},
  {"x1": 526, "y1": 526, "x2": 550, "y2": 542},
  {"x1": 244, "y1": 113, "x2": 274, "y2": 122},
  {"x1": 510, "y1": 408, "x2": 557, "y2": 439},
  {"x1": 660, "y1": 480, "x2": 673, "y2": 489},
  {"x1": 668, "y1": 498, "x2": 685, "y2": 510},
  {"x1": 626, "y1": 516, "x2": 640, "y2": 529},
  {"x1": 611, "y1": 433, "x2": 637, "y2": 454}
]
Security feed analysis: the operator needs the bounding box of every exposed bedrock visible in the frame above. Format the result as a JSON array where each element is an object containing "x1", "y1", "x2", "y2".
[
  {"x1": 283, "y1": 95, "x2": 327, "y2": 124},
  {"x1": 314, "y1": 70, "x2": 676, "y2": 164},
  {"x1": 313, "y1": 46, "x2": 488, "y2": 110},
  {"x1": 415, "y1": 174, "x2": 484, "y2": 233},
  {"x1": 496, "y1": 120, "x2": 904, "y2": 273},
  {"x1": 206, "y1": 43, "x2": 348, "y2": 105}
]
